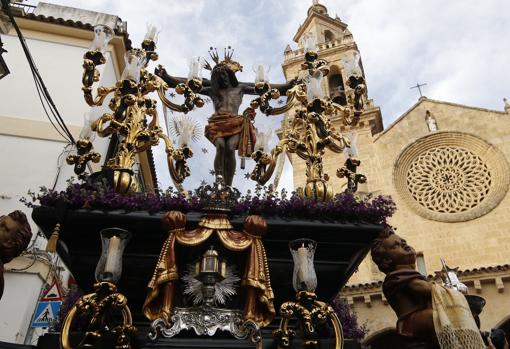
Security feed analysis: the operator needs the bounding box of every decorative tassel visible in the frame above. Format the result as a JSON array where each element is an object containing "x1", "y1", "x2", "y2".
[{"x1": 46, "y1": 223, "x2": 61, "y2": 253}]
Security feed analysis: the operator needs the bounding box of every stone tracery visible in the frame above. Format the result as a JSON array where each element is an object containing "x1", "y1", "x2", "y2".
[
  {"x1": 394, "y1": 132, "x2": 510, "y2": 222},
  {"x1": 406, "y1": 146, "x2": 491, "y2": 214}
]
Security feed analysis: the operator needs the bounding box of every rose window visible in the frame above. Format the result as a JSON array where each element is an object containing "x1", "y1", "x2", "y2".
[
  {"x1": 394, "y1": 132, "x2": 509, "y2": 222},
  {"x1": 406, "y1": 146, "x2": 491, "y2": 213}
]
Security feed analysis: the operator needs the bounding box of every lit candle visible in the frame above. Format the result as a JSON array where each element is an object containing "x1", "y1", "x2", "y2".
[
  {"x1": 104, "y1": 236, "x2": 120, "y2": 274},
  {"x1": 297, "y1": 243, "x2": 309, "y2": 285}
]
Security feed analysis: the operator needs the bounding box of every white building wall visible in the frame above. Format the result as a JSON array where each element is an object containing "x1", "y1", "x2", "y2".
[
  {"x1": 0, "y1": 273, "x2": 44, "y2": 344},
  {"x1": 0, "y1": 33, "x2": 118, "y2": 127},
  {"x1": 0, "y1": 20, "x2": 121, "y2": 345},
  {"x1": 0, "y1": 31, "x2": 120, "y2": 223}
]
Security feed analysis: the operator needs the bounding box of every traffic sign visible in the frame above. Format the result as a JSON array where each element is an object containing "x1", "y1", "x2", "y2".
[
  {"x1": 31, "y1": 301, "x2": 61, "y2": 328},
  {"x1": 40, "y1": 282, "x2": 63, "y2": 301}
]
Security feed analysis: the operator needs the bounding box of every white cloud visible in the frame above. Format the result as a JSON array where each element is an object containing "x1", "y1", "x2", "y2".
[{"x1": 29, "y1": 0, "x2": 510, "y2": 192}]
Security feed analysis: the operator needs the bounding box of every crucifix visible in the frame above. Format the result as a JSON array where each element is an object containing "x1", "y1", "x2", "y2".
[{"x1": 410, "y1": 82, "x2": 427, "y2": 97}]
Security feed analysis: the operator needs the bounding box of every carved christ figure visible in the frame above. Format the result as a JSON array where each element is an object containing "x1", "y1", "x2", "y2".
[{"x1": 156, "y1": 47, "x2": 294, "y2": 186}]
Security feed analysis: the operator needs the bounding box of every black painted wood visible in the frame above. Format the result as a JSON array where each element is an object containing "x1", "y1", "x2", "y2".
[
  {"x1": 33, "y1": 333, "x2": 363, "y2": 349},
  {"x1": 32, "y1": 207, "x2": 380, "y2": 346}
]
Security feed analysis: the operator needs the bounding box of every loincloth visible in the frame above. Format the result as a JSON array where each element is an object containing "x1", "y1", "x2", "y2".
[{"x1": 205, "y1": 112, "x2": 257, "y2": 157}]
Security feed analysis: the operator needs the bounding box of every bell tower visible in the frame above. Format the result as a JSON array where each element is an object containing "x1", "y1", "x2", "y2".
[
  {"x1": 282, "y1": 1, "x2": 382, "y2": 135},
  {"x1": 281, "y1": 1, "x2": 383, "y2": 192}
]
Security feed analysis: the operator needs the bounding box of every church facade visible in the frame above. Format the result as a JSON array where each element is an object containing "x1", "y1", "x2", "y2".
[{"x1": 282, "y1": 2, "x2": 510, "y2": 347}]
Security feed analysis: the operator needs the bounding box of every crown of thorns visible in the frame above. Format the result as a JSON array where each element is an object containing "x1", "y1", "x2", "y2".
[{"x1": 204, "y1": 46, "x2": 243, "y2": 73}]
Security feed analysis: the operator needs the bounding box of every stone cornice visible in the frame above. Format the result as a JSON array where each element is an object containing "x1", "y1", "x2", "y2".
[
  {"x1": 374, "y1": 97, "x2": 508, "y2": 142},
  {"x1": 342, "y1": 264, "x2": 510, "y2": 296}
]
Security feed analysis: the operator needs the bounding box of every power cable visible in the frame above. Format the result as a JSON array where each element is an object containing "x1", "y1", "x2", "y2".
[{"x1": 1, "y1": 0, "x2": 76, "y2": 144}]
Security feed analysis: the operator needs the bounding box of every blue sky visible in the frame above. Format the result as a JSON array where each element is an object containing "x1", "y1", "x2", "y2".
[{"x1": 28, "y1": 0, "x2": 510, "y2": 192}]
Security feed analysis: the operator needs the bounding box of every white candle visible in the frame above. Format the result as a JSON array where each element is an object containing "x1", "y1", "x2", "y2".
[
  {"x1": 305, "y1": 71, "x2": 324, "y2": 101},
  {"x1": 297, "y1": 243, "x2": 309, "y2": 284},
  {"x1": 144, "y1": 22, "x2": 160, "y2": 43},
  {"x1": 255, "y1": 64, "x2": 265, "y2": 83},
  {"x1": 79, "y1": 112, "x2": 93, "y2": 140},
  {"x1": 147, "y1": 26, "x2": 157, "y2": 40},
  {"x1": 188, "y1": 56, "x2": 202, "y2": 80},
  {"x1": 347, "y1": 132, "x2": 358, "y2": 158},
  {"x1": 190, "y1": 62, "x2": 199, "y2": 79},
  {"x1": 303, "y1": 32, "x2": 317, "y2": 53},
  {"x1": 90, "y1": 25, "x2": 113, "y2": 52},
  {"x1": 104, "y1": 236, "x2": 120, "y2": 274}
]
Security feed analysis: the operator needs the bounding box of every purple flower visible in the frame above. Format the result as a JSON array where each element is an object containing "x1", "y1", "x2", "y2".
[
  {"x1": 332, "y1": 297, "x2": 368, "y2": 341},
  {"x1": 22, "y1": 180, "x2": 396, "y2": 226}
]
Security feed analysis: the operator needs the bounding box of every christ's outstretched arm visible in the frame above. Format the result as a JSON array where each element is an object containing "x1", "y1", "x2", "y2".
[{"x1": 155, "y1": 65, "x2": 212, "y2": 89}]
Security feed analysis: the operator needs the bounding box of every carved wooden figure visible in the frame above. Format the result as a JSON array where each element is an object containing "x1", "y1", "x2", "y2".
[{"x1": 0, "y1": 210, "x2": 32, "y2": 300}]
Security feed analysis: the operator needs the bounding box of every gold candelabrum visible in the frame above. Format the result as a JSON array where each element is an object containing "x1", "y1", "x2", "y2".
[
  {"x1": 60, "y1": 228, "x2": 135, "y2": 349},
  {"x1": 249, "y1": 32, "x2": 366, "y2": 201},
  {"x1": 66, "y1": 138, "x2": 101, "y2": 178},
  {"x1": 273, "y1": 239, "x2": 343, "y2": 348},
  {"x1": 337, "y1": 157, "x2": 367, "y2": 194},
  {"x1": 78, "y1": 24, "x2": 204, "y2": 193}
]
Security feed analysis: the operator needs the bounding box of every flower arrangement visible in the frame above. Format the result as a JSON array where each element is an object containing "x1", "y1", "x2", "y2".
[
  {"x1": 22, "y1": 179, "x2": 395, "y2": 226},
  {"x1": 332, "y1": 297, "x2": 368, "y2": 343}
]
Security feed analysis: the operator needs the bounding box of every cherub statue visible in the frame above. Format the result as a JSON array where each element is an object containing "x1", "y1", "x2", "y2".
[
  {"x1": 0, "y1": 211, "x2": 32, "y2": 300},
  {"x1": 371, "y1": 230, "x2": 486, "y2": 349},
  {"x1": 371, "y1": 231, "x2": 438, "y2": 347},
  {"x1": 156, "y1": 47, "x2": 295, "y2": 186}
]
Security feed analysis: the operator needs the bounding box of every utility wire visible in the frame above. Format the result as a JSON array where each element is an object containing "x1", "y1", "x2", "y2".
[{"x1": 1, "y1": 0, "x2": 76, "y2": 144}]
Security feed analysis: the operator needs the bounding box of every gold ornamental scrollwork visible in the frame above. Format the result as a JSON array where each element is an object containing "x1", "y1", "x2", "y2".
[
  {"x1": 80, "y1": 37, "x2": 204, "y2": 193},
  {"x1": 246, "y1": 49, "x2": 365, "y2": 199},
  {"x1": 60, "y1": 282, "x2": 136, "y2": 349},
  {"x1": 273, "y1": 291, "x2": 343, "y2": 349}
]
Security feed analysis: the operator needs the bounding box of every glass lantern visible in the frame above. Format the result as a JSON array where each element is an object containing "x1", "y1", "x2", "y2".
[
  {"x1": 302, "y1": 32, "x2": 317, "y2": 54},
  {"x1": 289, "y1": 239, "x2": 318, "y2": 292},
  {"x1": 304, "y1": 70, "x2": 325, "y2": 102},
  {"x1": 121, "y1": 50, "x2": 146, "y2": 83},
  {"x1": 343, "y1": 51, "x2": 362, "y2": 78},
  {"x1": 90, "y1": 24, "x2": 114, "y2": 53},
  {"x1": 344, "y1": 132, "x2": 358, "y2": 158},
  {"x1": 253, "y1": 63, "x2": 270, "y2": 84},
  {"x1": 255, "y1": 128, "x2": 273, "y2": 153},
  {"x1": 144, "y1": 22, "x2": 161, "y2": 44},
  {"x1": 95, "y1": 228, "x2": 131, "y2": 284},
  {"x1": 188, "y1": 56, "x2": 204, "y2": 81},
  {"x1": 78, "y1": 109, "x2": 100, "y2": 141}
]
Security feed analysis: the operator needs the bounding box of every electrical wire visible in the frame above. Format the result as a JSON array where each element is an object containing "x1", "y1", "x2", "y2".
[
  {"x1": 8, "y1": 231, "x2": 48, "y2": 272},
  {"x1": 1, "y1": 0, "x2": 76, "y2": 144},
  {"x1": 52, "y1": 143, "x2": 74, "y2": 190}
]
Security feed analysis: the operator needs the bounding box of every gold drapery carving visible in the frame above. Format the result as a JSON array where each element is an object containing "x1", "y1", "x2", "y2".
[{"x1": 143, "y1": 211, "x2": 275, "y2": 327}]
